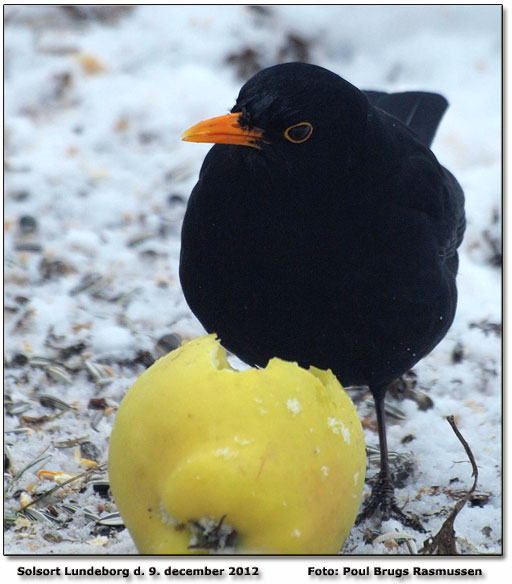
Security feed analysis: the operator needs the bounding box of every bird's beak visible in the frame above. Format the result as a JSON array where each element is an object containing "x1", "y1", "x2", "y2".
[{"x1": 182, "y1": 113, "x2": 266, "y2": 149}]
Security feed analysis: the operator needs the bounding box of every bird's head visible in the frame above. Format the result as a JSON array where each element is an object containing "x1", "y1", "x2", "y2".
[{"x1": 182, "y1": 63, "x2": 369, "y2": 156}]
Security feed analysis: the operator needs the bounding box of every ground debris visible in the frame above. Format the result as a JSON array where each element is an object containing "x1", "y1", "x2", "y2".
[
  {"x1": 421, "y1": 416, "x2": 478, "y2": 555},
  {"x1": 469, "y1": 319, "x2": 502, "y2": 337}
]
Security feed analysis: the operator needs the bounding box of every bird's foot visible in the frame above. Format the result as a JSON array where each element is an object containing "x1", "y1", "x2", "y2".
[{"x1": 356, "y1": 471, "x2": 425, "y2": 533}]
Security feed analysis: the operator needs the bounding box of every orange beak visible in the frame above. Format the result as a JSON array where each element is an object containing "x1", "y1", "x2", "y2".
[{"x1": 182, "y1": 112, "x2": 267, "y2": 149}]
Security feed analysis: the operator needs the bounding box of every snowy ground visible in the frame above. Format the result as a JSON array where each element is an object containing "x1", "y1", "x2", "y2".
[{"x1": 3, "y1": 5, "x2": 502, "y2": 555}]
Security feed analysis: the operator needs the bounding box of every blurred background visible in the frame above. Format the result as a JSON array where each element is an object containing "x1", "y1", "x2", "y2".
[{"x1": 4, "y1": 5, "x2": 502, "y2": 555}]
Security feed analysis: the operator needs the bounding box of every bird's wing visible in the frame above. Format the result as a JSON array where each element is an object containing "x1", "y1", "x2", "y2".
[
  {"x1": 387, "y1": 153, "x2": 466, "y2": 276},
  {"x1": 364, "y1": 90, "x2": 448, "y2": 149},
  {"x1": 441, "y1": 167, "x2": 466, "y2": 264}
]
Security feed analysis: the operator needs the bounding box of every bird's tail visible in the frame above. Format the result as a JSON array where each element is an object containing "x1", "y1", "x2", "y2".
[{"x1": 363, "y1": 90, "x2": 448, "y2": 148}]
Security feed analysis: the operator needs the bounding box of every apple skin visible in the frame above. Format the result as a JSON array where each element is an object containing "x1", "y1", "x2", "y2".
[{"x1": 109, "y1": 334, "x2": 366, "y2": 554}]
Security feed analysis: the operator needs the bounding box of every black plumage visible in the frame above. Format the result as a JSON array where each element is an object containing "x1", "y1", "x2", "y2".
[{"x1": 180, "y1": 62, "x2": 465, "y2": 529}]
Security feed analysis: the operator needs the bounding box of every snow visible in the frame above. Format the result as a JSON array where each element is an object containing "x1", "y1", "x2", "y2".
[
  {"x1": 328, "y1": 418, "x2": 351, "y2": 444},
  {"x1": 287, "y1": 398, "x2": 302, "y2": 415},
  {"x1": 90, "y1": 325, "x2": 134, "y2": 355},
  {"x1": 3, "y1": 5, "x2": 501, "y2": 556}
]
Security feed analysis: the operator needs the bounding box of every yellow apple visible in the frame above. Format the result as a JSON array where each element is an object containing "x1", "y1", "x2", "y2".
[{"x1": 108, "y1": 334, "x2": 365, "y2": 554}]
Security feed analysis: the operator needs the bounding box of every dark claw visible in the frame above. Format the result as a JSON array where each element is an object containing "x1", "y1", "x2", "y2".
[{"x1": 356, "y1": 471, "x2": 426, "y2": 533}]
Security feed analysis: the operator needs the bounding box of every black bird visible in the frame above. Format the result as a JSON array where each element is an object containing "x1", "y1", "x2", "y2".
[{"x1": 180, "y1": 62, "x2": 465, "y2": 530}]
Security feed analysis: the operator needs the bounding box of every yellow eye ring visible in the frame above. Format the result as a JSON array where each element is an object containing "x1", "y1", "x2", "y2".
[{"x1": 284, "y1": 122, "x2": 313, "y2": 143}]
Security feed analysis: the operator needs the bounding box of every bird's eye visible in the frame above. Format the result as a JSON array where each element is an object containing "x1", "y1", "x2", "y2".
[{"x1": 284, "y1": 122, "x2": 313, "y2": 143}]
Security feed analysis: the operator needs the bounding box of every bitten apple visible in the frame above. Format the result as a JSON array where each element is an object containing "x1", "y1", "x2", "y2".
[{"x1": 109, "y1": 335, "x2": 365, "y2": 554}]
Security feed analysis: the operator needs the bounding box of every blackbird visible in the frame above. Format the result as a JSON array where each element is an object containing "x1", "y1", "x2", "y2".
[{"x1": 180, "y1": 62, "x2": 465, "y2": 531}]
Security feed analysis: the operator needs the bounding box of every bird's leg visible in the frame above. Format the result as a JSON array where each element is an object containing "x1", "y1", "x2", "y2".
[{"x1": 356, "y1": 387, "x2": 425, "y2": 532}]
